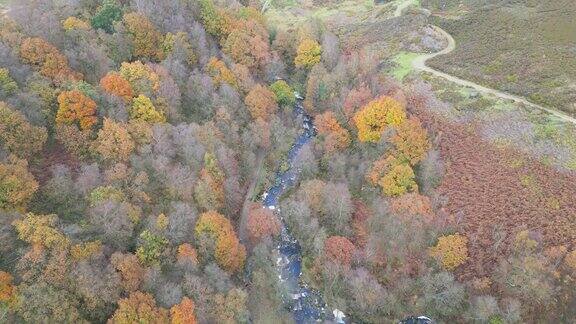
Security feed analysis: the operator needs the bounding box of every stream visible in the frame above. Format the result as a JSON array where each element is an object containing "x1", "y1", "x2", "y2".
[{"x1": 261, "y1": 97, "x2": 338, "y2": 323}]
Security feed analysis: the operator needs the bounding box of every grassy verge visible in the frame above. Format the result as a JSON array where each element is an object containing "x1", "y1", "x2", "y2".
[{"x1": 391, "y1": 51, "x2": 419, "y2": 80}]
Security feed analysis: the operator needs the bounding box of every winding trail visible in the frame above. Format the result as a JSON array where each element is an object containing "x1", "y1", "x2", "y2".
[{"x1": 393, "y1": 0, "x2": 576, "y2": 125}]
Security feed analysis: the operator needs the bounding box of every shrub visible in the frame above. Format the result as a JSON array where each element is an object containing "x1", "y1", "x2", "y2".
[{"x1": 429, "y1": 234, "x2": 469, "y2": 271}]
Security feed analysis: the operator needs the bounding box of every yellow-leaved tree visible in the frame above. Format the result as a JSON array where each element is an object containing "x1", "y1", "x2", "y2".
[
  {"x1": 367, "y1": 155, "x2": 417, "y2": 197},
  {"x1": 353, "y1": 96, "x2": 406, "y2": 143},
  {"x1": 130, "y1": 95, "x2": 166, "y2": 123},
  {"x1": 294, "y1": 38, "x2": 322, "y2": 69},
  {"x1": 429, "y1": 233, "x2": 469, "y2": 271}
]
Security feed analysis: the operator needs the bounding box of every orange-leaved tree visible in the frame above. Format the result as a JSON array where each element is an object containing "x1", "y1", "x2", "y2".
[
  {"x1": 56, "y1": 90, "x2": 98, "y2": 130},
  {"x1": 176, "y1": 243, "x2": 198, "y2": 265},
  {"x1": 206, "y1": 57, "x2": 237, "y2": 88},
  {"x1": 246, "y1": 203, "x2": 280, "y2": 245},
  {"x1": 195, "y1": 210, "x2": 246, "y2": 273},
  {"x1": 19, "y1": 37, "x2": 81, "y2": 82},
  {"x1": 244, "y1": 84, "x2": 278, "y2": 121},
  {"x1": 294, "y1": 38, "x2": 322, "y2": 69},
  {"x1": 110, "y1": 252, "x2": 144, "y2": 293},
  {"x1": 0, "y1": 271, "x2": 15, "y2": 304},
  {"x1": 108, "y1": 291, "x2": 169, "y2": 324},
  {"x1": 170, "y1": 297, "x2": 197, "y2": 324},
  {"x1": 324, "y1": 236, "x2": 356, "y2": 267},
  {"x1": 100, "y1": 72, "x2": 134, "y2": 102},
  {"x1": 223, "y1": 19, "x2": 270, "y2": 70},
  {"x1": 315, "y1": 111, "x2": 350, "y2": 153},
  {"x1": 429, "y1": 233, "x2": 469, "y2": 271},
  {"x1": 353, "y1": 96, "x2": 406, "y2": 143}
]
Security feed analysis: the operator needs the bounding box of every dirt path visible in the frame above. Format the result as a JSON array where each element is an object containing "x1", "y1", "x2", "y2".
[
  {"x1": 393, "y1": 0, "x2": 576, "y2": 125},
  {"x1": 394, "y1": 0, "x2": 416, "y2": 17}
]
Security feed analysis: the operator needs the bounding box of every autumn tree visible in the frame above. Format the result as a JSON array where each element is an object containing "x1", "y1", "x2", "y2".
[
  {"x1": 100, "y1": 72, "x2": 133, "y2": 102},
  {"x1": 294, "y1": 38, "x2": 322, "y2": 69},
  {"x1": 123, "y1": 12, "x2": 165, "y2": 61},
  {"x1": 195, "y1": 211, "x2": 246, "y2": 273},
  {"x1": 0, "y1": 156, "x2": 39, "y2": 211},
  {"x1": 429, "y1": 234, "x2": 469, "y2": 271},
  {"x1": 244, "y1": 84, "x2": 278, "y2": 121},
  {"x1": 246, "y1": 204, "x2": 281, "y2": 245},
  {"x1": 119, "y1": 61, "x2": 160, "y2": 96},
  {"x1": 170, "y1": 297, "x2": 196, "y2": 324},
  {"x1": 15, "y1": 281, "x2": 85, "y2": 323},
  {"x1": 324, "y1": 236, "x2": 356, "y2": 266},
  {"x1": 212, "y1": 288, "x2": 249, "y2": 323},
  {"x1": 390, "y1": 192, "x2": 433, "y2": 222},
  {"x1": 130, "y1": 95, "x2": 166, "y2": 123},
  {"x1": 56, "y1": 90, "x2": 98, "y2": 130},
  {"x1": 0, "y1": 102, "x2": 47, "y2": 158},
  {"x1": 194, "y1": 153, "x2": 225, "y2": 211},
  {"x1": 198, "y1": 0, "x2": 229, "y2": 39},
  {"x1": 206, "y1": 58, "x2": 237, "y2": 88},
  {"x1": 91, "y1": 0, "x2": 122, "y2": 33},
  {"x1": 0, "y1": 68, "x2": 18, "y2": 97},
  {"x1": 108, "y1": 291, "x2": 169, "y2": 324},
  {"x1": 353, "y1": 96, "x2": 406, "y2": 143},
  {"x1": 110, "y1": 252, "x2": 144, "y2": 293},
  {"x1": 223, "y1": 19, "x2": 270, "y2": 70},
  {"x1": 177, "y1": 243, "x2": 198, "y2": 266},
  {"x1": 136, "y1": 230, "x2": 168, "y2": 266},
  {"x1": 95, "y1": 118, "x2": 135, "y2": 162},
  {"x1": 380, "y1": 163, "x2": 417, "y2": 197},
  {"x1": 269, "y1": 80, "x2": 295, "y2": 106},
  {"x1": 55, "y1": 124, "x2": 94, "y2": 159},
  {"x1": 392, "y1": 117, "x2": 430, "y2": 165},
  {"x1": 0, "y1": 271, "x2": 15, "y2": 304},
  {"x1": 163, "y1": 32, "x2": 197, "y2": 65},
  {"x1": 12, "y1": 213, "x2": 70, "y2": 257},
  {"x1": 62, "y1": 17, "x2": 90, "y2": 31},
  {"x1": 342, "y1": 85, "x2": 372, "y2": 120},
  {"x1": 367, "y1": 155, "x2": 417, "y2": 196},
  {"x1": 315, "y1": 111, "x2": 350, "y2": 153},
  {"x1": 19, "y1": 37, "x2": 80, "y2": 81}
]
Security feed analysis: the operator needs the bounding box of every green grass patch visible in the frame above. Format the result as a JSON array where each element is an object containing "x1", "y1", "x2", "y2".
[{"x1": 391, "y1": 52, "x2": 419, "y2": 80}]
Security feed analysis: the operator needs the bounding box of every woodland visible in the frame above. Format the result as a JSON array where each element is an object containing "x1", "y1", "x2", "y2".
[{"x1": 0, "y1": 0, "x2": 574, "y2": 323}]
